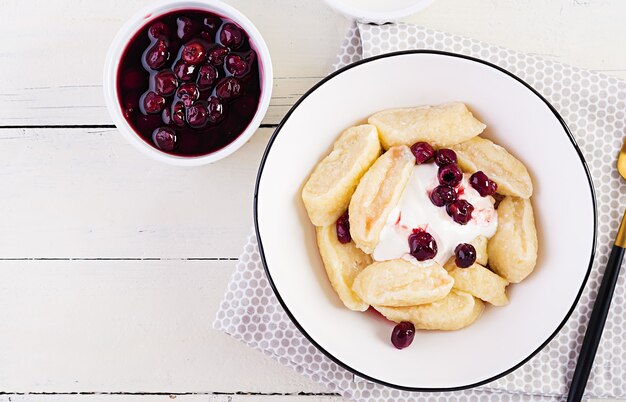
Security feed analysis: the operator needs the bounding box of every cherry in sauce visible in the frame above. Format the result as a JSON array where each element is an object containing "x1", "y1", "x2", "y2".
[{"x1": 117, "y1": 10, "x2": 262, "y2": 156}]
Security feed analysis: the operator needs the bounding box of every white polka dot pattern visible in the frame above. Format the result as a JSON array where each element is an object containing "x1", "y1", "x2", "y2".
[{"x1": 215, "y1": 23, "x2": 626, "y2": 401}]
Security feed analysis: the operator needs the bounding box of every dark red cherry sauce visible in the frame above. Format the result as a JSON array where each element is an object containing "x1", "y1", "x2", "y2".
[{"x1": 117, "y1": 10, "x2": 262, "y2": 156}]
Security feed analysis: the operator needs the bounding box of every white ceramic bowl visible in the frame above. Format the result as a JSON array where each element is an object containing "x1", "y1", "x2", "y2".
[
  {"x1": 103, "y1": 0, "x2": 273, "y2": 166},
  {"x1": 255, "y1": 51, "x2": 596, "y2": 391},
  {"x1": 323, "y1": 0, "x2": 434, "y2": 22}
]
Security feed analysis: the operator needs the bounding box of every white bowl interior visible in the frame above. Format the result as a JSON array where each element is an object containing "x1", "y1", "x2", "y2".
[
  {"x1": 256, "y1": 52, "x2": 595, "y2": 390},
  {"x1": 103, "y1": 0, "x2": 273, "y2": 166}
]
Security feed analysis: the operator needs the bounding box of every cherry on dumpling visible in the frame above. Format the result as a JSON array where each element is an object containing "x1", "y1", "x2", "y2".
[
  {"x1": 438, "y1": 164, "x2": 462, "y2": 187},
  {"x1": 470, "y1": 171, "x2": 498, "y2": 197},
  {"x1": 335, "y1": 211, "x2": 351, "y2": 244},
  {"x1": 454, "y1": 243, "x2": 476, "y2": 268},
  {"x1": 410, "y1": 142, "x2": 434, "y2": 164},
  {"x1": 446, "y1": 199, "x2": 474, "y2": 225},
  {"x1": 408, "y1": 231, "x2": 438, "y2": 261},
  {"x1": 434, "y1": 149, "x2": 457, "y2": 167},
  {"x1": 429, "y1": 185, "x2": 456, "y2": 207}
]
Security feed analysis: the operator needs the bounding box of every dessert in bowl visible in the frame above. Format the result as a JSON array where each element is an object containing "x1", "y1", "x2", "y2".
[
  {"x1": 301, "y1": 102, "x2": 538, "y2": 342},
  {"x1": 255, "y1": 51, "x2": 596, "y2": 390},
  {"x1": 104, "y1": 0, "x2": 272, "y2": 165}
]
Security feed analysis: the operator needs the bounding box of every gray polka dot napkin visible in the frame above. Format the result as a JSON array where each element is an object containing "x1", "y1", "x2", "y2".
[{"x1": 215, "y1": 22, "x2": 626, "y2": 401}]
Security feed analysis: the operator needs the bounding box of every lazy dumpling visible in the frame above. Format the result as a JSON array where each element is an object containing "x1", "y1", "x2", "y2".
[
  {"x1": 452, "y1": 136, "x2": 533, "y2": 199},
  {"x1": 446, "y1": 262, "x2": 509, "y2": 306},
  {"x1": 316, "y1": 224, "x2": 371, "y2": 311},
  {"x1": 375, "y1": 290, "x2": 484, "y2": 331},
  {"x1": 488, "y1": 196, "x2": 538, "y2": 283},
  {"x1": 302, "y1": 124, "x2": 381, "y2": 226},
  {"x1": 349, "y1": 145, "x2": 415, "y2": 254},
  {"x1": 368, "y1": 102, "x2": 486, "y2": 149},
  {"x1": 352, "y1": 259, "x2": 453, "y2": 307}
]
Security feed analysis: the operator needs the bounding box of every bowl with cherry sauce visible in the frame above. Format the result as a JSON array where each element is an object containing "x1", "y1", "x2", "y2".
[{"x1": 104, "y1": 0, "x2": 273, "y2": 165}]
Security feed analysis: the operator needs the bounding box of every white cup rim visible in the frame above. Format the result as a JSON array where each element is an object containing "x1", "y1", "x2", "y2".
[
  {"x1": 103, "y1": 0, "x2": 273, "y2": 166},
  {"x1": 323, "y1": 0, "x2": 434, "y2": 23}
]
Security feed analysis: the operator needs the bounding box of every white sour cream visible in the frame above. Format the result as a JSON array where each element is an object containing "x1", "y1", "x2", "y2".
[{"x1": 372, "y1": 163, "x2": 497, "y2": 266}]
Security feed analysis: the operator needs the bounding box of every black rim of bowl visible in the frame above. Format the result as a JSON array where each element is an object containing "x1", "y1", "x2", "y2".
[{"x1": 253, "y1": 49, "x2": 598, "y2": 392}]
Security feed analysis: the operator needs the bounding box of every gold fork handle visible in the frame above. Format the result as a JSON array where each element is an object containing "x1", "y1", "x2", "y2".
[{"x1": 567, "y1": 209, "x2": 626, "y2": 401}]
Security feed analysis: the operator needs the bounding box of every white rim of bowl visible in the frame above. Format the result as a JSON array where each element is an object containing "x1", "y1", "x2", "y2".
[
  {"x1": 254, "y1": 50, "x2": 597, "y2": 391},
  {"x1": 323, "y1": 0, "x2": 434, "y2": 22},
  {"x1": 103, "y1": 0, "x2": 273, "y2": 166}
]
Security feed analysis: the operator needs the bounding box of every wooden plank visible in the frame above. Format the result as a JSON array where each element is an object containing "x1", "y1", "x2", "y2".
[
  {"x1": 0, "y1": 0, "x2": 625, "y2": 126},
  {"x1": 0, "y1": 127, "x2": 272, "y2": 258},
  {"x1": 0, "y1": 76, "x2": 321, "y2": 127},
  {"x1": 229, "y1": 397, "x2": 342, "y2": 402},
  {"x1": 410, "y1": 0, "x2": 626, "y2": 73},
  {"x1": 0, "y1": 397, "x2": 221, "y2": 402},
  {"x1": 0, "y1": 0, "x2": 343, "y2": 126},
  {"x1": 0, "y1": 395, "x2": 619, "y2": 402},
  {"x1": 1, "y1": 0, "x2": 625, "y2": 399},
  {"x1": 0, "y1": 396, "x2": 344, "y2": 402},
  {"x1": 0, "y1": 259, "x2": 327, "y2": 394}
]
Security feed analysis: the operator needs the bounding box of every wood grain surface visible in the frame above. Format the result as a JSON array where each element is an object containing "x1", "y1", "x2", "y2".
[{"x1": 0, "y1": 0, "x2": 623, "y2": 401}]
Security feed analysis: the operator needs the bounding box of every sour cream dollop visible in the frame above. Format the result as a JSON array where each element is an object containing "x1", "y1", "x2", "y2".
[{"x1": 372, "y1": 163, "x2": 497, "y2": 266}]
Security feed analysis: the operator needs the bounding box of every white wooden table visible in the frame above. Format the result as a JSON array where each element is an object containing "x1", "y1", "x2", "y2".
[{"x1": 0, "y1": 0, "x2": 624, "y2": 401}]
